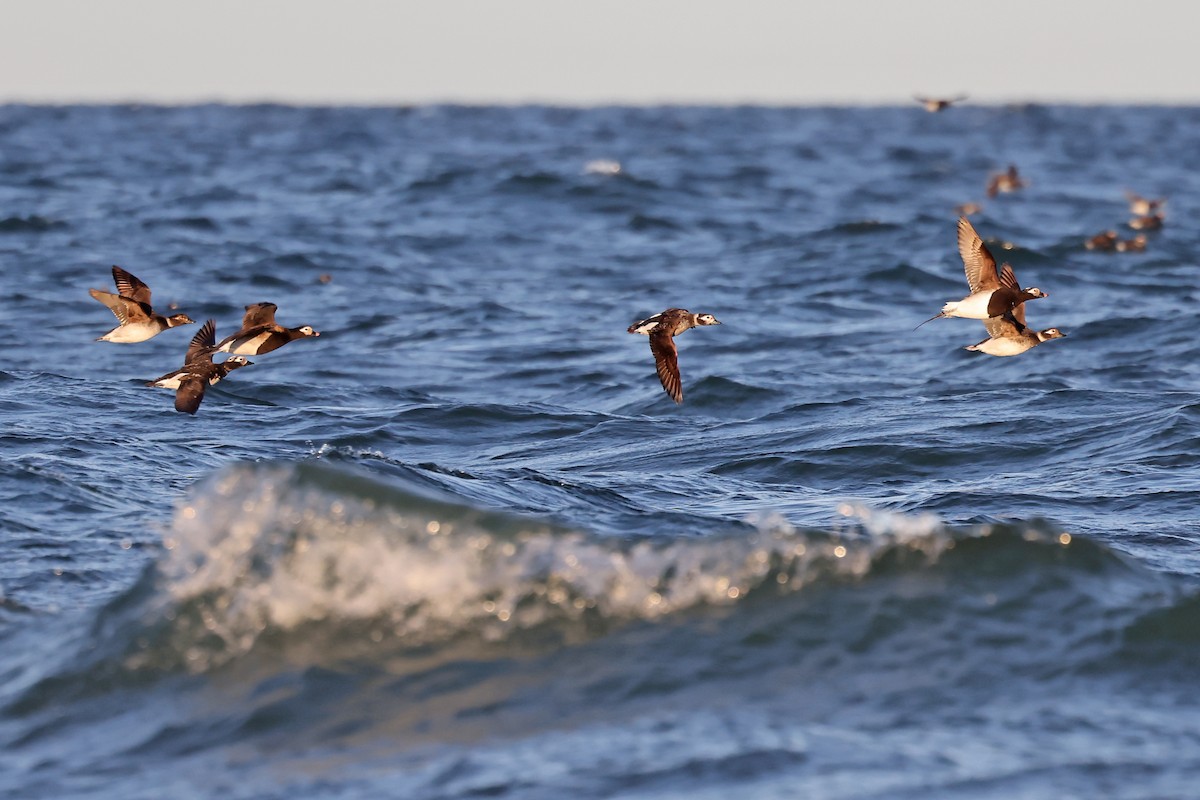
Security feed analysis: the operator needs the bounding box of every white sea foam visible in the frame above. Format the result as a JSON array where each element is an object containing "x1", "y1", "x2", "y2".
[
  {"x1": 133, "y1": 461, "x2": 971, "y2": 672},
  {"x1": 583, "y1": 159, "x2": 622, "y2": 175}
]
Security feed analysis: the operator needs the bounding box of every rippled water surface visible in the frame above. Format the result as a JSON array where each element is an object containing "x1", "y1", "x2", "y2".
[{"x1": 1, "y1": 104, "x2": 1199, "y2": 799}]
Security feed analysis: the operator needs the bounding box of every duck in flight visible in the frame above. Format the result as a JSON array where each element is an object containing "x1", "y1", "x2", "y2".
[
  {"x1": 146, "y1": 319, "x2": 253, "y2": 414},
  {"x1": 917, "y1": 217, "x2": 1047, "y2": 329},
  {"x1": 915, "y1": 94, "x2": 967, "y2": 112},
  {"x1": 214, "y1": 302, "x2": 320, "y2": 355},
  {"x1": 89, "y1": 266, "x2": 195, "y2": 343},
  {"x1": 964, "y1": 303, "x2": 1065, "y2": 357},
  {"x1": 627, "y1": 308, "x2": 721, "y2": 404}
]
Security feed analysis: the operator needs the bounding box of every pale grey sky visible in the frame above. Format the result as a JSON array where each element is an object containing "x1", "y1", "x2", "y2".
[{"x1": 3, "y1": 0, "x2": 1197, "y2": 104}]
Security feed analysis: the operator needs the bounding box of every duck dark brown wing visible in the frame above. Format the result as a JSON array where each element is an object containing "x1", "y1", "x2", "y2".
[
  {"x1": 241, "y1": 302, "x2": 278, "y2": 329},
  {"x1": 957, "y1": 217, "x2": 1001, "y2": 293},
  {"x1": 1012, "y1": 299, "x2": 1032, "y2": 328},
  {"x1": 982, "y1": 307, "x2": 1026, "y2": 339},
  {"x1": 629, "y1": 308, "x2": 685, "y2": 335},
  {"x1": 649, "y1": 330, "x2": 683, "y2": 404},
  {"x1": 89, "y1": 289, "x2": 151, "y2": 324},
  {"x1": 174, "y1": 376, "x2": 208, "y2": 414},
  {"x1": 997, "y1": 263, "x2": 1020, "y2": 292},
  {"x1": 111, "y1": 266, "x2": 153, "y2": 306},
  {"x1": 658, "y1": 308, "x2": 691, "y2": 333},
  {"x1": 185, "y1": 319, "x2": 217, "y2": 364}
]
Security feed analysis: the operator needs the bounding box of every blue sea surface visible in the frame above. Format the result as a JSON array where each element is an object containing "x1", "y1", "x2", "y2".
[{"x1": 0, "y1": 104, "x2": 1198, "y2": 799}]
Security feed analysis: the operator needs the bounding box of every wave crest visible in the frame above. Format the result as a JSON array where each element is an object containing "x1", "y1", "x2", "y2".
[{"x1": 126, "y1": 461, "x2": 958, "y2": 671}]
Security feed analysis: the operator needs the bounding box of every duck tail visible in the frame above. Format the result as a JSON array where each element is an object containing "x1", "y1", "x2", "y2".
[{"x1": 914, "y1": 311, "x2": 946, "y2": 330}]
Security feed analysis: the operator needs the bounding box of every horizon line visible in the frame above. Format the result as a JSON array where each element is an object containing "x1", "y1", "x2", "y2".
[{"x1": 3, "y1": 95, "x2": 1200, "y2": 108}]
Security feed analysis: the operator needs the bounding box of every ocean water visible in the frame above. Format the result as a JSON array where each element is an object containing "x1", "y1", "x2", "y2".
[{"x1": 1, "y1": 104, "x2": 1198, "y2": 799}]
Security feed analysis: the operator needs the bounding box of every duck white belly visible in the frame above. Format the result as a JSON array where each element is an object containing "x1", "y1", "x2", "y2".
[
  {"x1": 219, "y1": 331, "x2": 274, "y2": 355},
  {"x1": 98, "y1": 322, "x2": 161, "y2": 343},
  {"x1": 942, "y1": 290, "x2": 996, "y2": 320},
  {"x1": 967, "y1": 337, "x2": 1034, "y2": 357}
]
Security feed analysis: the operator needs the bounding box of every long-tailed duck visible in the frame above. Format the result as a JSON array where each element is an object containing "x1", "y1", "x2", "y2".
[
  {"x1": 627, "y1": 308, "x2": 721, "y2": 404},
  {"x1": 986, "y1": 164, "x2": 1027, "y2": 198},
  {"x1": 1115, "y1": 234, "x2": 1147, "y2": 252},
  {"x1": 89, "y1": 266, "x2": 194, "y2": 343},
  {"x1": 146, "y1": 319, "x2": 252, "y2": 414},
  {"x1": 915, "y1": 94, "x2": 967, "y2": 112},
  {"x1": 1125, "y1": 191, "x2": 1165, "y2": 217},
  {"x1": 917, "y1": 217, "x2": 1047, "y2": 328},
  {"x1": 965, "y1": 304, "x2": 1065, "y2": 357},
  {"x1": 1085, "y1": 230, "x2": 1118, "y2": 251},
  {"x1": 214, "y1": 302, "x2": 320, "y2": 355},
  {"x1": 1128, "y1": 213, "x2": 1164, "y2": 231}
]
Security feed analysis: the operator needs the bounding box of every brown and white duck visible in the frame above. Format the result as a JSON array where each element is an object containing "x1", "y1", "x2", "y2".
[
  {"x1": 917, "y1": 217, "x2": 1047, "y2": 328},
  {"x1": 986, "y1": 164, "x2": 1027, "y2": 198},
  {"x1": 1125, "y1": 191, "x2": 1165, "y2": 217},
  {"x1": 964, "y1": 303, "x2": 1065, "y2": 358},
  {"x1": 1128, "y1": 213, "x2": 1164, "y2": 231},
  {"x1": 1115, "y1": 234, "x2": 1148, "y2": 252},
  {"x1": 627, "y1": 308, "x2": 721, "y2": 404},
  {"x1": 214, "y1": 302, "x2": 320, "y2": 356},
  {"x1": 1085, "y1": 230, "x2": 1118, "y2": 251},
  {"x1": 89, "y1": 266, "x2": 195, "y2": 343},
  {"x1": 146, "y1": 319, "x2": 253, "y2": 414}
]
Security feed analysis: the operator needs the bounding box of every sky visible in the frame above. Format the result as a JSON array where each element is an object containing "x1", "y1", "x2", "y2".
[{"x1": 3, "y1": 0, "x2": 1198, "y2": 105}]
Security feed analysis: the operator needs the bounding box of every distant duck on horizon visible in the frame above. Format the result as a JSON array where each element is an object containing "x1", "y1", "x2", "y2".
[{"x1": 915, "y1": 94, "x2": 968, "y2": 112}]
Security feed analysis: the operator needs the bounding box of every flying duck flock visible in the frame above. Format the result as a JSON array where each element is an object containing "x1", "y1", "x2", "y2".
[
  {"x1": 621, "y1": 102, "x2": 1165, "y2": 402},
  {"x1": 627, "y1": 181, "x2": 1163, "y2": 401},
  {"x1": 625, "y1": 213, "x2": 1073, "y2": 403},
  {"x1": 90, "y1": 99, "x2": 1165, "y2": 410},
  {"x1": 89, "y1": 266, "x2": 320, "y2": 414}
]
